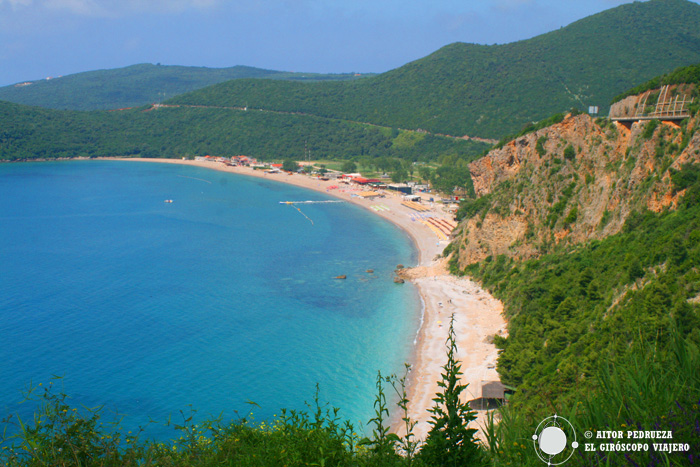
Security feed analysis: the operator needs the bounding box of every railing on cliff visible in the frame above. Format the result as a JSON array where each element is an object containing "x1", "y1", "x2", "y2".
[{"x1": 609, "y1": 84, "x2": 694, "y2": 122}]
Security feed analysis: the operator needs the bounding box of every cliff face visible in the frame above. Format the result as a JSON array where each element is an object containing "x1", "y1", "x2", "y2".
[{"x1": 452, "y1": 109, "x2": 700, "y2": 268}]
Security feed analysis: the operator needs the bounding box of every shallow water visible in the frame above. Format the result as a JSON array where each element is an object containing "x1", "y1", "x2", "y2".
[{"x1": 0, "y1": 160, "x2": 420, "y2": 439}]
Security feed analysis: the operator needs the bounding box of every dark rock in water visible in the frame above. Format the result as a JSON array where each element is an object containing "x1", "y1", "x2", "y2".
[
  {"x1": 393, "y1": 276, "x2": 405, "y2": 284},
  {"x1": 335, "y1": 275, "x2": 347, "y2": 279},
  {"x1": 366, "y1": 269, "x2": 374, "y2": 273},
  {"x1": 396, "y1": 264, "x2": 404, "y2": 269}
]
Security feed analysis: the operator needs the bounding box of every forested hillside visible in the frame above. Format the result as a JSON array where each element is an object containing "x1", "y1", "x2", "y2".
[
  {"x1": 0, "y1": 101, "x2": 487, "y2": 162},
  {"x1": 170, "y1": 0, "x2": 700, "y2": 139},
  {"x1": 3, "y1": 0, "x2": 699, "y2": 148},
  {"x1": 446, "y1": 68, "x2": 700, "y2": 465},
  {"x1": 2, "y1": 45, "x2": 700, "y2": 467},
  {"x1": 0, "y1": 63, "x2": 369, "y2": 111}
]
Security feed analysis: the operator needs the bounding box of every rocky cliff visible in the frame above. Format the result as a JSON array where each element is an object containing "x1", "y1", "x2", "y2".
[{"x1": 450, "y1": 102, "x2": 700, "y2": 269}]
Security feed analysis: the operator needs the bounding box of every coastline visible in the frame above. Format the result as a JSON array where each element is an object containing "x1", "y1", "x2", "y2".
[{"x1": 106, "y1": 157, "x2": 507, "y2": 440}]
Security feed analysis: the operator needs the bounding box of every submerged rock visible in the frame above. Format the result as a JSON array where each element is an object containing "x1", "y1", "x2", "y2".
[
  {"x1": 393, "y1": 276, "x2": 405, "y2": 284},
  {"x1": 334, "y1": 275, "x2": 347, "y2": 279}
]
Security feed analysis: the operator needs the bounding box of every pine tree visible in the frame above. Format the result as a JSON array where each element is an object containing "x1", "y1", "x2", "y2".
[{"x1": 418, "y1": 314, "x2": 483, "y2": 466}]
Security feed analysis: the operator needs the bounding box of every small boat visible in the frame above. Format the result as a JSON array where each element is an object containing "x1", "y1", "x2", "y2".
[{"x1": 164, "y1": 199, "x2": 173, "y2": 203}]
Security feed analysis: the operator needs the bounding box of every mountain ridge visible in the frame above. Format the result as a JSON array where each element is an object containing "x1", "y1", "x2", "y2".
[
  {"x1": 0, "y1": 63, "x2": 371, "y2": 111},
  {"x1": 169, "y1": 0, "x2": 700, "y2": 139},
  {"x1": 2, "y1": 0, "x2": 700, "y2": 140}
]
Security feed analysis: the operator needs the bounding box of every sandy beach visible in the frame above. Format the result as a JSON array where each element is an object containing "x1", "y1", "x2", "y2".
[{"x1": 111, "y1": 157, "x2": 506, "y2": 441}]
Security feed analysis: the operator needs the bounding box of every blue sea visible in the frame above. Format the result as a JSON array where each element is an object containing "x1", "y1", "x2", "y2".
[{"x1": 0, "y1": 160, "x2": 420, "y2": 440}]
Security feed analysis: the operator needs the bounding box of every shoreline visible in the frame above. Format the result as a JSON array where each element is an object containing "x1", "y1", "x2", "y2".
[{"x1": 102, "y1": 157, "x2": 507, "y2": 440}]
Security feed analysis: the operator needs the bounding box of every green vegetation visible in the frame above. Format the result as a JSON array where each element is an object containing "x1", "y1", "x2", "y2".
[
  {"x1": 449, "y1": 163, "x2": 700, "y2": 464},
  {"x1": 428, "y1": 164, "x2": 475, "y2": 197},
  {"x1": 341, "y1": 161, "x2": 358, "y2": 173},
  {"x1": 3, "y1": 12, "x2": 700, "y2": 467},
  {"x1": 487, "y1": 326, "x2": 700, "y2": 466},
  {"x1": 563, "y1": 144, "x2": 576, "y2": 161},
  {"x1": 282, "y1": 159, "x2": 300, "y2": 172},
  {"x1": 612, "y1": 62, "x2": 700, "y2": 106},
  {"x1": 1, "y1": 322, "x2": 487, "y2": 466},
  {"x1": 418, "y1": 315, "x2": 483, "y2": 466},
  {"x1": 535, "y1": 136, "x2": 547, "y2": 156},
  {"x1": 642, "y1": 119, "x2": 661, "y2": 139},
  {"x1": 4, "y1": 311, "x2": 697, "y2": 466},
  {"x1": 0, "y1": 101, "x2": 488, "y2": 163},
  {"x1": 455, "y1": 194, "x2": 492, "y2": 222},
  {"x1": 0, "y1": 63, "x2": 371, "y2": 111},
  {"x1": 169, "y1": 0, "x2": 700, "y2": 139},
  {"x1": 1, "y1": 1, "x2": 699, "y2": 150}
]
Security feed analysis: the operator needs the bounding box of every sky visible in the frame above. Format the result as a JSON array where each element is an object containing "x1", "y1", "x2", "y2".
[{"x1": 0, "y1": 0, "x2": 698, "y2": 86}]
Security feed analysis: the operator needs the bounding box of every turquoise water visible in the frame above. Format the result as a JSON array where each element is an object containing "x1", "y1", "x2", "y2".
[{"x1": 0, "y1": 160, "x2": 420, "y2": 440}]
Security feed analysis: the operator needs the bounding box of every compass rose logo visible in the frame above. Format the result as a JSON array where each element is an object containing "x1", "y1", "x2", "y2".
[{"x1": 532, "y1": 414, "x2": 579, "y2": 465}]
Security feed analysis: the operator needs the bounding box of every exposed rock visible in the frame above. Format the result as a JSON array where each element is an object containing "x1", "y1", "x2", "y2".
[
  {"x1": 334, "y1": 275, "x2": 347, "y2": 279},
  {"x1": 395, "y1": 258, "x2": 449, "y2": 279},
  {"x1": 451, "y1": 107, "x2": 700, "y2": 269},
  {"x1": 366, "y1": 269, "x2": 374, "y2": 273},
  {"x1": 393, "y1": 276, "x2": 405, "y2": 284}
]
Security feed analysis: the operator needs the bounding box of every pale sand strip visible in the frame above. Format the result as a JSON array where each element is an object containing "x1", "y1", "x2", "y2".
[
  {"x1": 107, "y1": 158, "x2": 506, "y2": 440},
  {"x1": 396, "y1": 271, "x2": 507, "y2": 441}
]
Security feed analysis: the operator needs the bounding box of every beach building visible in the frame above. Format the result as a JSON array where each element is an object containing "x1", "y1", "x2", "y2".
[
  {"x1": 387, "y1": 183, "x2": 412, "y2": 195},
  {"x1": 468, "y1": 381, "x2": 512, "y2": 410},
  {"x1": 357, "y1": 191, "x2": 381, "y2": 199},
  {"x1": 232, "y1": 155, "x2": 255, "y2": 166},
  {"x1": 409, "y1": 183, "x2": 430, "y2": 192},
  {"x1": 352, "y1": 177, "x2": 382, "y2": 185}
]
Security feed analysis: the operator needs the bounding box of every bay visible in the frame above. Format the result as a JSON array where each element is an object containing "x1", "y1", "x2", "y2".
[{"x1": 0, "y1": 160, "x2": 420, "y2": 440}]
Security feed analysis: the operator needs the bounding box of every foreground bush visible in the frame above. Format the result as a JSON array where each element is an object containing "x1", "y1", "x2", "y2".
[{"x1": 1, "y1": 320, "x2": 486, "y2": 467}]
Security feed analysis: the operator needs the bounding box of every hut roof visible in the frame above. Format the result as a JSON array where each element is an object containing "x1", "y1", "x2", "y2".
[{"x1": 481, "y1": 381, "x2": 507, "y2": 399}]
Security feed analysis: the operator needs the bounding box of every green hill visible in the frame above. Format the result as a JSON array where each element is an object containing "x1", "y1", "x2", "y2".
[
  {"x1": 4, "y1": 0, "x2": 699, "y2": 140},
  {"x1": 2, "y1": 55, "x2": 700, "y2": 467},
  {"x1": 0, "y1": 63, "x2": 370, "y2": 111},
  {"x1": 442, "y1": 63, "x2": 700, "y2": 464},
  {"x1": 170, "y1": 0, "x2": 700, "y2": 140},
  {"x1": 0, "y1": 100, "x2": 487, "y2": 162}
]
